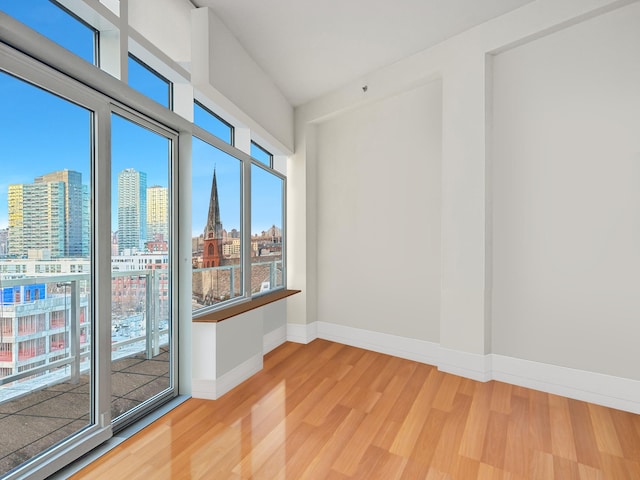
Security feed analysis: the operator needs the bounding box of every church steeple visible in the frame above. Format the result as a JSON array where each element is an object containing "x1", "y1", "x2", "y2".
[{"x1": 203, "y1": 168, "x2": 223, "y2": 267}]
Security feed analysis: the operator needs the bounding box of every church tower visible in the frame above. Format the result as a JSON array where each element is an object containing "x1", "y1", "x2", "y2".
[{"x1": 203, "y1": 169, "x2": 223, "y2": 267}]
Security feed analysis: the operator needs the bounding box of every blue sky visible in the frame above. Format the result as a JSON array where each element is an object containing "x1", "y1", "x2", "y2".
[{"x1": 0, "y1": 1, "x2": 283, "y2": 239}]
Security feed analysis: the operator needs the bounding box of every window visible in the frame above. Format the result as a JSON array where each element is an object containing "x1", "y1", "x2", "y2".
[
  {"x1": 192, "y1": 137, "x2": 243, "y2": 312},
  {"x1": 251, "y1": 163, "x2": 285, "y2": 294},
  {"x1": 194, "y1": 101, "x2": 233, "y2": 144},
  {"x1": 0, "y1": 0, "x2": 97, "y2": 64},
  {"x1": 111, "y1": 111, "x2": 175, "y2": 421},
  {"x1": 1, "y1": 1, "x2": 287, "y2": 476},
  {"x1": 251, "y1": 141, "x2": 273, "y2": 167},
  {"x1": 128, "y1": 54, "x2": 172, "y2": 109}
]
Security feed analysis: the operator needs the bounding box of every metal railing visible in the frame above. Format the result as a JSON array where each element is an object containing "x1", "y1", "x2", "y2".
[
  {"x1": 191, "y1": 259, "x2": 283, "y2": 309},
  {"x1": 0, "y1": 270, "x2": 169, "y2": 392}
]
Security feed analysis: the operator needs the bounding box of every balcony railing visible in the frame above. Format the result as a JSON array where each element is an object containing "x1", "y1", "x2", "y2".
[
  {"x1": 0, "y1": 271, "x2": 169, "y2": 401},
  {"x1": 192, "y1": 258, "x2": 283, "y2": 310}
]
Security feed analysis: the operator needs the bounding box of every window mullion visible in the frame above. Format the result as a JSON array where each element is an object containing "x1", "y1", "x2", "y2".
[{"x1": 242, "y1": 155, "x2": 252, "y2": 299}]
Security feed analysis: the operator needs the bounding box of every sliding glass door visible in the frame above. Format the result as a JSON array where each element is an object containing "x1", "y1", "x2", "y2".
[
  {"x1": 0, "y1": 52, "x2": 106, "y2": 479},
  {"x1": 0, "y1": 43, "x2": 177, "y2": 479},
  {"x1": 110, "y1": 111, "x2": 176, "y2": 426}
]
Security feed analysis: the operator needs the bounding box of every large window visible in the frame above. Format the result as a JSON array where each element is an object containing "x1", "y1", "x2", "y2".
[
  {"x1": 0, "y1": 1, "x2": 287, "y2": 476},
  {"x1": 192, "y1": 103, "x2": 287, "y2": 314},
  {"x1": 192, "y1": 137, "x2": 243, "y2": 311}
]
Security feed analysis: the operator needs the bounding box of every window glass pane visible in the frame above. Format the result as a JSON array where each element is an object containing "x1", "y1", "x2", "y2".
[
  {"x1": 0, "y1": 0, "x2": 97, "y2": 64},
  {"x1": 128, "y1": 54, "x2": 172, "y2": 109},
  {"x1": 0, "y1": 71, "x2": 93, "y2": 476},
  {"x1": 194, "y1": 101, "x2": 233, "y2": 144},
  {"x1": 251, "y1": 141, "x2": 272, "y2": 167},
  {"x1": 111, "y1": 113, "x2": 172, "y2": 421},
  {"x1": 192, "y1": 137, "x2": 243, "y2": 312},
  {"x1": 251, "y1": 164, "x2": 284, "y2": 294}
]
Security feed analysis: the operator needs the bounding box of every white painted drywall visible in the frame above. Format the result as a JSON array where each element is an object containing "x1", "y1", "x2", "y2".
[
  {"x1": 191, "y1": 8, "x2": 294, "y2": 153},
  {"x1": 315, "y1": 81, "x2": 443, "y2": 342},
  {"x1": 491, "y1": 2, "x2": 640, "y2": 380},
  {"x1": 128, "y1": 0, "x2": 192, "y2": 66}
]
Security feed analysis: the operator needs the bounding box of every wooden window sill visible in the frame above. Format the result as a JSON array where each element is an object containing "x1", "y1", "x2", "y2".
[{"x1": 192, "y1": 289, "x2": 301, "y2": 323}]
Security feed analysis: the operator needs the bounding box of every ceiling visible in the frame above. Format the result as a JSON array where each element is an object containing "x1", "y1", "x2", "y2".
[{"x1": 191, "y1": 0, "x2": 535, "y2": 106}]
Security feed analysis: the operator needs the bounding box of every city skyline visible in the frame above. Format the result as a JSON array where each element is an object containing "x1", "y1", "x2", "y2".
[{"x1": 0, "y1": 41, "x2": 283, "y2": 247}]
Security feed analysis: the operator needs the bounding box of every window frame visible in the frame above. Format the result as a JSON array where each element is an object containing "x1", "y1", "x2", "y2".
[
  {"x1": 127, "y1": 52, "x2": 173, "y2": 110},
  {"x1": 249, "y1": 159, "x2": 287, "y2": 298},
  {"x1": 250, "y1": 140, "x2": 273, "y2": 168},
  {"x1": 191, "y1": 120, "x2": 251, "y2": 317},
  {"x1": 194, "y1": 99, "x2": 235, "y2": 145}
]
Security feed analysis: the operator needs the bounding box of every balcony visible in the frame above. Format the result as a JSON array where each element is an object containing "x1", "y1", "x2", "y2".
[{"x1": 0, "y1": 271, "x2": 170, "y2": 477}]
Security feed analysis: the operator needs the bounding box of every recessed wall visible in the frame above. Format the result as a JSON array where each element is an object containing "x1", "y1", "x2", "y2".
[
  {"x1": 315, "y1": 80, "x2": 442, "y2": 342},
  {"x1": 491, "y1": 2, "x2": 640, "y2": 380}
]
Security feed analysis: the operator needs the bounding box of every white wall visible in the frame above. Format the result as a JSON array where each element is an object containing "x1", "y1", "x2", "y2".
[
  {"x1": 191, "y1": 8, "x2": 294, "y2": 154},
  {"x1": 127, "y1": 2, "x2": 294, "y2": 154},
  {"x1": 315, "y1": 82, "x2": 442, "y2": 342},
  {"x1": 290, "y1": 0, "x2": 640, "y2": 410},
  {"x1": 128, "y1": 0, "x2": 192, "y2": 66},
  {"x1": 491, "y1": 2, "x2": 640, "y2": 380}
]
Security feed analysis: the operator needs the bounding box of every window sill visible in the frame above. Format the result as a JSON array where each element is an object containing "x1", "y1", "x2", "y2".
[{"x1": 192, "y1": 289, "x2": 301, "y2": 323}]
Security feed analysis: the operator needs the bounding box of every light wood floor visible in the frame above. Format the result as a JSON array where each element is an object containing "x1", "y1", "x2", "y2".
[{"x1": 71, "y1": 339, "x2": 640, "y2": 479}]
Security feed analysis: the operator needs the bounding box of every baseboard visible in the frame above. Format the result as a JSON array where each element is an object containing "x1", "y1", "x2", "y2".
[
  {"x1": 263, "y1": 325, "x2": 287, "y2": 354},
  {"x1": 287, "y1": 321, "x2": 318, "y2": 344},
  {"x1": 304, "y1": 321, "x2": 640, "y2": 414},
  {"x1": 492, "y1": 354, "x2": 640, "y2": 415},
  {"x1": 192, "y1": 353, "x2": 263, "y2": 400},
  {"x1": 316, "y1": 321, "x2": 440, "y2": 365},
  {"x1": 438, "y1": 346, "x2": 493, "y2": 382}
]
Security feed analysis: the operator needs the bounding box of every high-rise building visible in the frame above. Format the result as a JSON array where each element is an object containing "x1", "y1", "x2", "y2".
[
  {"x1": 202, "y1": 169, "x2": 223, "y2": 267},
  {"x1": 7, "y1": 170, "x2": 87, "y2": 259},
  {"x1": 117, "y1": 168, "x2": 147, "y2": 254},
  {"x1": 147, "y1": 185, "x2": 168, "y2": 242},
  {"x1": 35, "y1": 170, "x2": 85, "y2": 257},
  {"x1": 8, "y1": 182, "x2": 66, "y2": 258}
]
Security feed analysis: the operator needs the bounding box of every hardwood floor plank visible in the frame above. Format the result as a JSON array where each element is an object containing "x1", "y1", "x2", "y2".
[
  {"x1": 552, "y1": 455, "x2": 581, "y2": 480},
  {"x1": 69, "y1": 341, "x2": 640, "y2": 480},
  {"x1": 458, "y1": 380, "x2": 494, "y2": 460},
  {"x1": 430, "y1": 393, "x2": 472, "y2": 474},
  {"x1": 389, "y1": 366, "x2": 442, "y2": 457},
  {"x1": 530, "y1": 450, "x2": 555, "y2": 480},
  {"x1": 480, "y1": 410, "x2": 510, "y2": 470},
  {"x1": 528, "y1": 393, "x2": 553, "y2": 454},
  {"x1": 588, "y1": 403, "x2": 624, "y2": 457},
  {"x1": 331, "y1": 383, "x2": 408, "y2": 476},
  {"x1": 503, "y1": 394, "x2": 530, "y2": 477},
  {"x1": 490, "y1": 381, "x2": 513, "y2": 415},
  {"x1": 409, "y1": 407, "x2": 448, "y2": 466},
  {"x1": 610, "y1": 408, "x2": 640, "y2": 461},
  {"x1": 548, "y1": 394, "x2": 578, "y2": 461},
  {"x1": 351, "y1": 445, "x2": 407, "y2": 480},
  {"x1": 567, "y1": 398, "x2": 601, "y2": 469},
  {"x1": 578, "y1": 462, "x2": 605, "y2": 480},
  {"x1": 431, "y1": 372, "x2": 461, "y2": 412}
]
